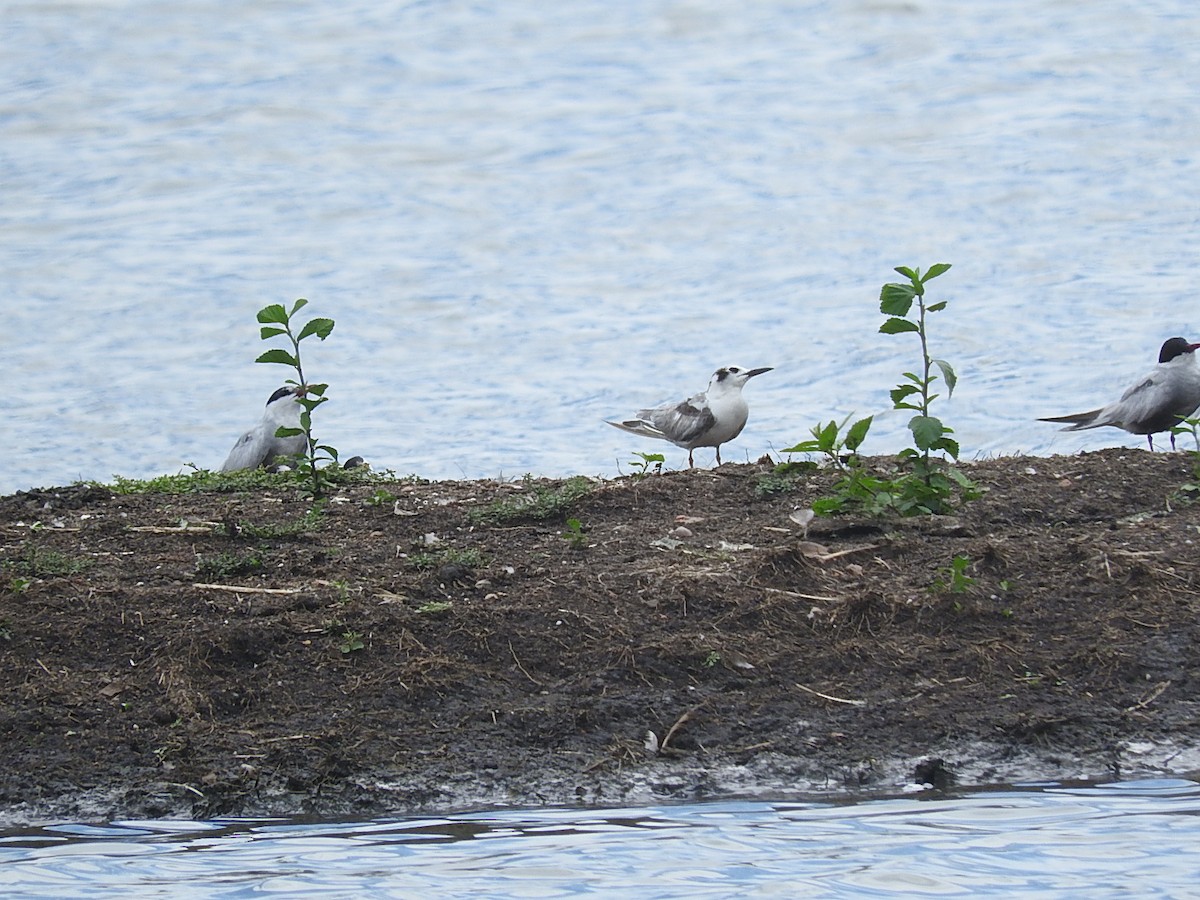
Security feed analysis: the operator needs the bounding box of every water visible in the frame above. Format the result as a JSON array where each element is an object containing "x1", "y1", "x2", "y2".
[
  {"x1": 1, "y1": 779, "x2": 1198, "y2": 897},
  {"x1": 4, "y1": 1, "x2": 1200, "y2": 494}
]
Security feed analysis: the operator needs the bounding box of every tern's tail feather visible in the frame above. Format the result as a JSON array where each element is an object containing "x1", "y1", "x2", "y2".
[
  {"x1": 1037, "y1": 409, "x2": 1105, "y2": 431},
  {"x1": 607, "y1": 419, "x2": 669, "y2": 442}
]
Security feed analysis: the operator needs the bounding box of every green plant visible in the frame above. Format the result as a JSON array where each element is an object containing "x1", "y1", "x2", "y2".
[
  {"x1": 703, "y1": 651, "x2": 721, "y2": 668},
  {"x1": 338, "y1": 630, "x2": 365, "y2": 654},
  {"x1": 254, "y1": 298, "x2": 337, "y2": 497},
  {"x1": 783, "y1": 414, "x2": 880, "y2": 514},
  {"x1": 6, "y1": 545, "x2": 90, "y2": 578},
  {"x1": 784, "y1": 264, "x2": 979, "y2": 516},
  {"x1": 195, "y1": 550, "x2": 265, "y2": 580},
  {"x1": 408, "y1": 547, "x2": 485, "y2": 572},
  {"x1": 881, "y1": 266, "x2": 957, "y2": 453},
  {"x1": 368, "y1": 488, "x2": 397, "y2": 507},
  {"x1": 470, "y1": 476, "x2": 595, "y2": 525},
  {"x1": 753, "y1": 460, "x2": 817, "y2": 497},
  {"x1": 416, "y1": 600, "x2": 454, "y2": 615},
  {"x1": 627, "y1": 452, "x2": 665, "y2": 478},
  {"x1": 217, "y1": 503, "x2": 326, "y2": 539},
  {"x1": 931, "y1": 554, "x2": 976, "y2": 594},
  {"x1": 561, "y1": 517, "x2": 588, "y2": 549},
  {"x1": 7, "y1": 576, "x2": 33, "y2": 595}
]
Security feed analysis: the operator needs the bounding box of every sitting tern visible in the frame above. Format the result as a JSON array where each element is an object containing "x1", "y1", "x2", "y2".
[
  {"x1": 1038, "y1": 336, "x2": 1200, "y2": 450},
  {"x1": 220, "y1": 385, "x2": 308, "y2": 472},
  {"x1": 607, "y1": 365, "x2": 773, "y2": 467}
]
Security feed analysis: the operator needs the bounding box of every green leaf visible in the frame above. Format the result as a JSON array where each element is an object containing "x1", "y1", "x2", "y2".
[
  {"x1": 305, "y1": 383, "x2": 328, "y2": 397},
  {"x1": 297, "y1": 317, "x2": 335, "y2": 341},
  {"x1": 894, "y1": 401, "x2": 923, "y2": 412},
  {"x1": 317, "y1": 444, "x2": 340, "y2": 460},
  {"x1": 845, "y1": 416, "x2": 873, "y2": 452},
  {"x1": 255, "y1": 349, "x2": 298, "y2": 366},
  {"x1": 932, "y1": 436, "x2": 961, "y2": 459},
  {"x1": 817, "y1": 419, "x2": 839, "y2": 452},
  {"x1": 879, "y1": 284, "x2": 916, "y2": 316},
  {"x1": 921, "y1": 262, "x2": 952, "y2": 282},
  {"x1": 926, "y1": 301, "x2": 948, "y2": 313},
  {"x1": 902, "y1": 371, "x2": 924, "y2": 384},
  {"x1": 289, "y1": 298, "x2": 309, "y2": 316},
  {"x1": 893, "y1": 265, "x2": 918, "y2": 282},
  {"x1": 275, "y1": 426, "x2": 303, "y2": 437},
  {"x1": 933, "y1": 359, "x2": 957, "y2": 397},
  {"x1": 811, "y1": 497, "x2": 844, "y2": 516},
  {"x1": 781, "y1": 441, "x2": 821, "y2": 454},
  {"x1": 890, "y1": 385, "x2": 920, "y2": 405},
  {"x1": 259, "y1": 326, "x2": 287, "y2": 340},
  {"x1": 909, "y1": 415, "x2": 946, "y2": 451},
  {"x1": 879, "y1": 317, "x2": 920, "y2": 335},
  {"x1": 256, "y1": 304, "x2": 289, "y2": 325}
]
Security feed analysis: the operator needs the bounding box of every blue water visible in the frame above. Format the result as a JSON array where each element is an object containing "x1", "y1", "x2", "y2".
[
  {"x1": 2, "y1": 780, "x2": 1199, "y2": 897},
  {"x1": 4, "y1": 1, "x2": 1200, "y2": 495}
]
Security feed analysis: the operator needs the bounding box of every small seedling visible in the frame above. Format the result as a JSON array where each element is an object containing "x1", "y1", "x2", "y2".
[
  {"x1": 470, "y1": 476, "x2": 595, "y2": 525},
  {"x1": 368, "y1": 488, "x2": 398, "y2": 507},
  {"x1": 417, "y1": 601, "x2": 453, "y2": 615},
  {"x1": 7, "y1": 577, "x2": 33, "y2": 595},
  {"x1": 562, "y1": 517, "x2": 588, "y2": 550},
  {"x1": 703, "y1": 651, "x2": 722, "y2": 668},
  {"x1": 627, "y1": 452, "x2": 665, "y2": 478},
  {"x1": 931, "y1": 554, "x2": 976, "y2": 594},
  {"x1": 338, "y1": 630, "x2": 365, "y2": 654},
  {"x1": 255, "y1": 298, "x2": 337, "y2": 498}
]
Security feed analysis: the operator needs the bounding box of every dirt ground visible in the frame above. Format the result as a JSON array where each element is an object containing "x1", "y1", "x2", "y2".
[{"x1": 2, "y1": 448, "x2": 1200, "y2": 825}]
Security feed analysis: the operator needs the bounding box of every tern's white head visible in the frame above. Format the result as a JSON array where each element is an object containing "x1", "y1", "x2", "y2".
[{"x1": 707, "y1": 365, "x2": 774, "y2": 396}]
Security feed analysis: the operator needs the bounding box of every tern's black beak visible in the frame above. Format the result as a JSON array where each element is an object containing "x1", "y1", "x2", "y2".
[{"x1": 745, "y1": 367, "x2": 773, "y2": 378}]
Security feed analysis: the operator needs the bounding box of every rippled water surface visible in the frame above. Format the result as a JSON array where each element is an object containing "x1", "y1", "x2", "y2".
[
  {"x1": 2, "y1": 780, "x2": 1200, "y2": 897},
  {"x1": 4, "y1": 0, "x2": 1200, "y2": 493}
]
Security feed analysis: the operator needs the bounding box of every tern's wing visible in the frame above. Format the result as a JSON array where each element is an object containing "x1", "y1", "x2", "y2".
[
  {"x1": 643, "y1": 391, "x2": 716, "y2": 445},
  {"x1": 220, "y1": 426, "x2": 269, "y2": 472}
]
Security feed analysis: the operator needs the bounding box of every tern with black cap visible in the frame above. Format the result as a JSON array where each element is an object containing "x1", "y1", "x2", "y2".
[{"x1": 1039, "y1": 337, "x2": 1200, "y2": 450}]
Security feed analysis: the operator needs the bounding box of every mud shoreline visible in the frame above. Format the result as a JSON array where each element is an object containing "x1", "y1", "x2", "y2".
[{"x1": 2, "y1": 449, "x2": 1199, "y2": 824}]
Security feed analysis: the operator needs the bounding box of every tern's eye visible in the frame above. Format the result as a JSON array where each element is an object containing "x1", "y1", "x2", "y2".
[{"x1": 729, "y1": 367, "x2": 741, "y2": 374}]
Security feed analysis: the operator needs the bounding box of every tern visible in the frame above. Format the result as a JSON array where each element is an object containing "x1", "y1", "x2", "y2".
[
  {"x1": 608, "y1": 365, "x2": 773, "y2": 466},
  {"x1": 1038, "y1": 336, "x2": 1200, "y2": 450},
  {"x1": 220, "y1": 385, "x2": 308, "y2": 472}
]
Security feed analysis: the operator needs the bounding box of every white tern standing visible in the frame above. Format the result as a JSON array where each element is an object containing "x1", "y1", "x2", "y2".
[{"x1": 608, "y1": 365, "x2": 773, "y2": 467}]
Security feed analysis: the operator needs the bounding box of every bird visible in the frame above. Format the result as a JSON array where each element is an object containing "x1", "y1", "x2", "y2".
[
  {"x1": 1038, "y1": 336, "x2": 1200, "y2": 450},
  {"x1": 607, "y1": 365, "x2": 773, "y2": 466},
  {"x1": 220, "y1": 385, "x2": 308, "y2": 472}
]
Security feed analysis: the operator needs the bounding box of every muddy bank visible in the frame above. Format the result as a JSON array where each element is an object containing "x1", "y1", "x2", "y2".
[{"x1": 2, "y1": 449, "x2": 1199, "y2": 824}]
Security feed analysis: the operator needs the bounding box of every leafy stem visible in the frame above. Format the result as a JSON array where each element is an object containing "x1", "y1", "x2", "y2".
[{"x1": 254, "y1": 298, "x2": 337, "y2": 497}]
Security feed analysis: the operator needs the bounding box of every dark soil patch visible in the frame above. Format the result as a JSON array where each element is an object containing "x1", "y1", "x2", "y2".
[{"x1": 3, "y1": 448, "x2": 1200, "y2": 824}]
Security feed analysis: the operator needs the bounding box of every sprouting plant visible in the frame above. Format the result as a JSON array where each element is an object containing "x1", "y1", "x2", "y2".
[
  {"x1": 931, "y1": 554, "x2": 976, "y2": 594},
  {"x1": 6, "y1": 577, "x2": 33, "y2": 595},
  {"x1": 562, "y1": 517, "x2": 588, "y2": 550},
  {"x1": 255, "y1": 298, "x2": 337, "y2": 497},
  {"x1": 627, "y1": 452, "x2": 665, "y2": 478},
  {"x1": 702, "y1": 651, "x2": 722, "y2": 668},
  {"x1": 469, "y1": 476, "x2": 595, "y2": 525},
  {"x1": 417, "y1": 600, "x2": 453, "y2": 615},
  {"x1": 338, "y1": 630, "x2": 365, "y2": 654},
  {"x1": 878, "y1": 264, "x2": 979, "y2": 511},
  {"x1": 880, "y1": 266, "x2": 958, "y2": 460},
  {"x1": 368, "y1": 488, "x2": 398, "y2": 507},
  {"x1": 788, "y1": 264, "x2": 979, "y2": 517},
  {"x1": 782, "y1": 414, "x2": 878, "y2": 515}
]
